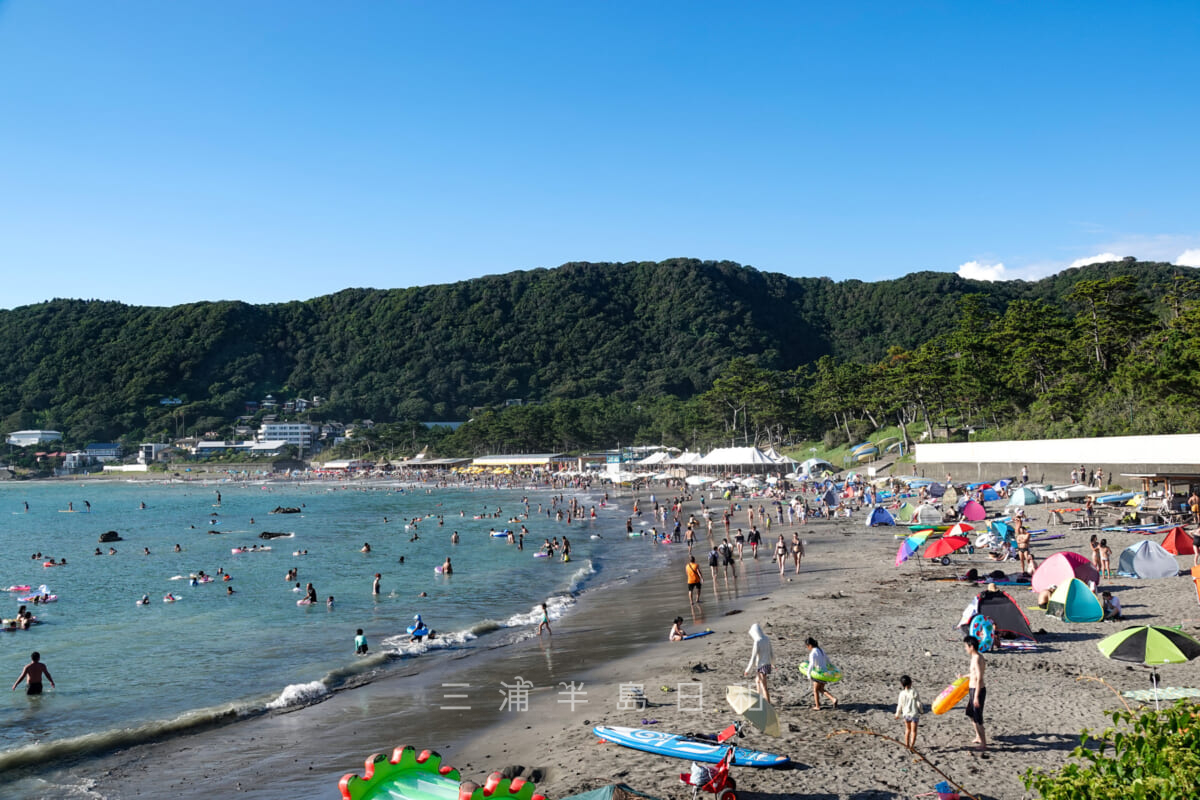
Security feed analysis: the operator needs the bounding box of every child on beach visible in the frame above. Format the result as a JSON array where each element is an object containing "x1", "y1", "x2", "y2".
[
  {"x1": 805, "y1": 637, "x2": 838, "y2": 710},
  {"x1": 669, "y1": 616, "x2": 686, "y2": 641},
  {"x1": 743, "y1": 623, "x2": 774, "y2": 704},
  {"x1": 355, "y1": 628, "x2": 369, "y2": 654},
  {"x1": 894, "y1": 675, "x2": 922, "y2": 750},
  {"x1": 537, "y1": 603, "x2": 551, "y2": 635},
  {"x1": 1099, "y1": 539, "x2": 1112, "y2": 577},
  {"x1": 1089, "y1": 535, "x2": 1101, "y2": 571}
]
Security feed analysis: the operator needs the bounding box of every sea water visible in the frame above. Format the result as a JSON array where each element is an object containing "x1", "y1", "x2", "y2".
[{"x1": 0, "y1": 479, "x2": 659, "y2": 772}]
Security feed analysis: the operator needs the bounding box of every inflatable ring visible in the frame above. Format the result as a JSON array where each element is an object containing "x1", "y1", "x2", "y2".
[{"x1": 798, "y1": 661, "x2": 842, "y2": 684}]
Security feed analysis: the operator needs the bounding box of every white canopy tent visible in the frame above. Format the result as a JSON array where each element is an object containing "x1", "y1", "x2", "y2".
[
  {"x1": 696, "y1": 447, "x2": 777, "y2": 467},
  {"x1": 669, "y1": 451, "x2": 704, "y2": 466}
]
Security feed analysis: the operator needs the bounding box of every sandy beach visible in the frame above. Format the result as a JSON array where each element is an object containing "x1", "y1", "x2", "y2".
[{"x1": 37, "y1": 492, "x2": 1200, "y2": 800}]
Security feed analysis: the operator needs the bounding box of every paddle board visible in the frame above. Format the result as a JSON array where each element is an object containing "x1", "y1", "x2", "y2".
[
  {"x1": 592, "y1": 726, "x2": 790, "y2": 767},
  {"x1": 682, "y1": 630, "x2": 713, "y2": 640}
]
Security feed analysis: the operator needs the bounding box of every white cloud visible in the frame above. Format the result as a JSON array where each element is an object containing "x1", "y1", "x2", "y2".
[
  {"x1": 956, "y1": 261, "x2": 1008, "y2": 281},
  {"x1": 1178, "y1": 249, "x2": 1200, "y2": 267},
  {"x1": 1066, "y1": 252, "x2": 1121, "y2": 270}
]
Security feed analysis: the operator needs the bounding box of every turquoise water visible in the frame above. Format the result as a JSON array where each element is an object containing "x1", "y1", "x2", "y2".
[{"x1": 0, "y1": 479, "x2": 653, "y2": 769}]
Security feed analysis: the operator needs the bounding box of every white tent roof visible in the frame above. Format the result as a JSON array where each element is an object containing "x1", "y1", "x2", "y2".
[
  {"x1": 698, "y1": 447, "x2": 777, "y2": 466},
  {"x1": 762, "y1": 446, "x2": 799, "y2": 466},
  {"x1": 800, "y1": 457, "x2": 837, "y2": 474},
  {"x1": 636, "y1": 451, "x2": 671, "y2": 466},
  {"x1": 669, "y1": 451, "x2": 703, "y2": 465}
]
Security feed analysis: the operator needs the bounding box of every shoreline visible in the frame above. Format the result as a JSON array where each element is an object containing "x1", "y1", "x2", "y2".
[{"x1": 16, "y1": 491, "x2": 1200, "y2": 799}]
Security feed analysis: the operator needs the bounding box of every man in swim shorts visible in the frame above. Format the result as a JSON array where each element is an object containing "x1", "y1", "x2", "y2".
[
  {"x1": 12, "y1": 652, "x2": 54, "y2": 695},
  {"x1": 963, "y1": 635, "x2": 987, "y2": 749},
  {"x1": 686, "y1": 556, "x2": 703, "y2": 606}
]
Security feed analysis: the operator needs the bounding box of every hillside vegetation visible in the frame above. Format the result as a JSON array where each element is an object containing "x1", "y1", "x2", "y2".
[{"x1": 1, "y1": 258, "x2": 1197, "y2": 456}]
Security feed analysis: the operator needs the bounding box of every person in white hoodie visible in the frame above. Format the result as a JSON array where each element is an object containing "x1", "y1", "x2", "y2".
[{"x1": 743, "y1": 623, "x2": 774, "y2": 704}]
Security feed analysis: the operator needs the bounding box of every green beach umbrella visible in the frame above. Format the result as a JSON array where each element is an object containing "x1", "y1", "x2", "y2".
[
  {"x1": 1097, "y1": 626, "x2": 1200, "y2": 665},
  {"x1": 1097, "y1": 625, "x2": 1200, "y2": 709}
]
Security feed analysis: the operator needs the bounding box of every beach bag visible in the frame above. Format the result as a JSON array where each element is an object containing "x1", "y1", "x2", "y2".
[
  {"x1": 689, "y1": 762, "x2": 713, "y2": 787},
  {"x1": 968, "y1": 614, "x2": 995, "y2": 653}
]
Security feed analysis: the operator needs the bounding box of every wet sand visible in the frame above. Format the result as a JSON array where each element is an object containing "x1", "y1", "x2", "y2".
[{"x1": 38, "y1": 499, "x2": 1200, "y2": 799}]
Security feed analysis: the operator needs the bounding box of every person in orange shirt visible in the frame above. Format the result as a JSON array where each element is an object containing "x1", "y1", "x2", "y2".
[{"x1": 686, "y1": 556, "x2": 703, "y2": 607}]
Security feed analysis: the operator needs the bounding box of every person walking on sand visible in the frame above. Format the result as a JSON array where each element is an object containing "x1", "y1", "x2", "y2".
[
  {"x1": 774, "y1": 534, "x2": 788, "y2": 575},
  {"x1": 791, "y1": 531, "x2": 804, "y2": 574},
  {"x1": 12, "y1": 652, "x2": 54, "y2": 695},
  {"x1": 537, "y1": 602, "x2": 551, "y2": 635},
  {"x1": 964, "y1": 635, "x2": 987, "y2": 749},
  {"x1": 894, "y1": 674, "x2": 922, "y2": 751},
  {"x1": 743, "y1": 623, "x2": 774, "y2": 705},
  {"x1": 686, "y1": 555, "x2": 704, "y2": 606},
  {"x1": 1099, "y1": 538, "x2": 1112, "y2": 578},
  {"x1": 805, "y1": 637, "x2": 838, "y2": 710}
]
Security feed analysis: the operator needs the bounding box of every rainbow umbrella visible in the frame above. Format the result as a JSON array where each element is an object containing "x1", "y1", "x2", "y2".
[{"x1": 895, "y1": 530, "x2": 932, "y2": 566}]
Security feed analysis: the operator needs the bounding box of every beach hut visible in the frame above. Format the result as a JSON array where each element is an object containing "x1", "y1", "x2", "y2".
[
  {"x1": 895, "y1": 502, "x2": 917, "y2": 523},
  {"x1": 962, "y1": 499, "x2": 987, "y2": 522},
  {"x1": 1162, "y1": 526, "x2": 1196, "y2": 556},
  {"x1": 913, "y1": 504, "x2": 943, "y2": 524},
  {"x1": 1046, "y1": 578, "x2": 1104, "y2": 622},
  {"x1": 1032, "y1": 551, "x2": 1100, "y2": 593},
  {"x1": 866, "y1": 506, "x2": 895, "y2": 527},
  {"x1": 1008, "y1": 487, "x2": 1040, "y2": 506},
  {"x1": 1118, "y1": 541, "x2": 1179, "y2": 579}
]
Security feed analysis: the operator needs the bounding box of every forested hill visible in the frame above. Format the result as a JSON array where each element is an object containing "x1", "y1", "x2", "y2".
[{"x1": 0, "y1": 258, "x2": 1191, "y2": 443}]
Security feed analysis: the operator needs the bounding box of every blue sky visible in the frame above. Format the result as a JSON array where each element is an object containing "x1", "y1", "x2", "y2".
[{"x1": 1, "y1": 1, "x2": 1197, "y2": 308}]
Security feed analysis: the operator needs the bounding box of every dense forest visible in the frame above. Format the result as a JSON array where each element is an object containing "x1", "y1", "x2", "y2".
[{"x1": 1, "y1": 258, "x2": 1198, "y2": 457}]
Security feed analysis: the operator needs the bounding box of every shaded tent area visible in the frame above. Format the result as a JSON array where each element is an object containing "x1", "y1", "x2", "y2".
[
  {"x1": 959, "y1": 590, "x2": 1038, "y2": 641},
  {"x1": 561, "y1": 785, "x2": 664, "y2": 800},
  {"x1": 961, "y1": 499, "x2": 986, "y2": 521},
  {"x1": 981, "y1": 487, "x2": 1000, "y2": 502},
  {"x1": 913, "y1": 504, "x2": 943, "y2": 523},
  {"x1": 1046, "y1": 578, "x2": 1104, "y2": 622},
  {"x1": 866, "y1": 506, "x2": 895, "y2": 527},
  {"x1": 1119, "y1": 540, "x2": 1180, "y2": 579},
  {"x1": 1033, "y1": 552, "x2": 1100, "y2": 593},
  {"x1": 1162, "y1": 526, "x2": 1196, "y2": 556},
  {"x1": 896, "y1": 502, "x2": 917, "y2": 523},
  {"x1": 1008, "y1": 487, "x2": 1040, "y2": 506}
]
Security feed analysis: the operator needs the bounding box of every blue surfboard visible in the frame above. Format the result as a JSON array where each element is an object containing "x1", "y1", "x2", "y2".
[
  {"x1": 682, "y1": 630, "x2": 712, "y2": 640},
  {"x1": 592, "y1": 726, "x2": 790, "y2": 767}
]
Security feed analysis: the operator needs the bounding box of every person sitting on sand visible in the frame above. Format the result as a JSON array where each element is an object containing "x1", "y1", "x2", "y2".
[
  {"x1": 669, "y1": 616, "x2": 686, "y2": 641},
  {"x1": 1101, "y1": 591, "x2": 1122, "y2": 621}
]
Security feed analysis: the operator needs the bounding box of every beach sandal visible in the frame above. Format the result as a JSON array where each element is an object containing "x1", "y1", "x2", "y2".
[{"x1": 642, "y1": 718, "x2": 659, "y2": 725}]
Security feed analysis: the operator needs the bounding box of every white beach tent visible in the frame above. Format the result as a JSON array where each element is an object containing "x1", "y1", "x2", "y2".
[
  {"x1": 799, "y1": 457, "x2": 837, "y2": 476},
  {"x1": 685, "y1": 475, "x2": 716, "y2": 486},
  {"x1": 669, "y1": 451, "x2": 704, "y2": 466},
  {"x1": 697, "y1": 447, "x2": 777, "y2": 467},
  {"x1": 762, "y1": 446, "x2": 800, "y2": 468},
  {"x1": 636, "y1": 451, "x2": 671, "y2": 466}
]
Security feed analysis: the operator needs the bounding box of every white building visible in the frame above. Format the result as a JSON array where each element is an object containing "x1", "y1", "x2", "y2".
[
  {"x1": 258, "y1": 422, "x2": 319, "y2": 451},
  {"x1": 6, "y1": 430, "x2": 63, "y2": 447},
  {"x1": 138, "y1": 443, "x2": 170, "y2": 464}
]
